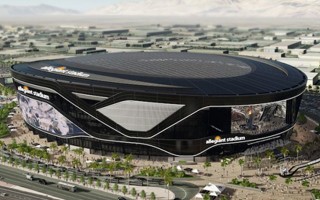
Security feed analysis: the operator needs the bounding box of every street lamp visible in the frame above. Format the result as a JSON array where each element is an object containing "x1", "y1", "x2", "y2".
[{"x1": 146, "y1": 172, "x2": 149, "y2": 187}]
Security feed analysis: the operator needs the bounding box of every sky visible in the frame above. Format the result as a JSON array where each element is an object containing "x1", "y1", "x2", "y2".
[{"x1": 0, "y1": 0, "x2": 134, "y2": 11}]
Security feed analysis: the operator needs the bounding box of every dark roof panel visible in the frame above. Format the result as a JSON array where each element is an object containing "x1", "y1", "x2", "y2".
[{"x1": 11, "y1": 52, "x2": 307, "y2": 96}]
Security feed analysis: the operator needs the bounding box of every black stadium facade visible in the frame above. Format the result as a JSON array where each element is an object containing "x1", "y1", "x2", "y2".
[{"x1": 11, "y1": 52, "x2": 307, "y2": 160}]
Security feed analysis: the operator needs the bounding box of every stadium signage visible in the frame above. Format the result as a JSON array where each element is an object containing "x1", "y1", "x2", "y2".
[
  {"x1": 40, "y1": 66, "x2": 90, "y2": 78},
  {"x1": 18, "y1": 86, "x2": 50, "y2": 100},
  {"x1": 206, "y1": 136, "x2": 246, "y2": 144}
]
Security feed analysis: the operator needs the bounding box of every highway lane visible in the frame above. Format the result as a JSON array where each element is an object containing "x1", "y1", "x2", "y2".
[
  {"x1": 0, "y1": 164, "x2": 122, "y2": 200},
  {"x1": 0, "y1": 163, "x2": 199, "y2": 200},
  {"x1": 0, "y1": 186, "x2": 54, "y2": 200}
]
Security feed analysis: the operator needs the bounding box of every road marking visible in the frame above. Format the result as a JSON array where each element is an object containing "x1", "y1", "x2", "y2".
[
  {"x1": 0, "y1": 186, "x2": 48, "y2": 200},
  {"x1": 175, "y1": 186, "x2": 187, "y2": 200},
  {"x1": 0, "y1": 164, "x2": 119, "y2": 200}
]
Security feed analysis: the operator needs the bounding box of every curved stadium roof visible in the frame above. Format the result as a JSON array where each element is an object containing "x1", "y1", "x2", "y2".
[{"x1": 12, "y1": 52, "x2": 307, "y2": 96}]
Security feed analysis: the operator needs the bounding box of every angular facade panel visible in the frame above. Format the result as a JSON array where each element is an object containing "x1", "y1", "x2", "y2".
[{"x1": 97, "y1": 100, "x2": 184, "y2": 132}]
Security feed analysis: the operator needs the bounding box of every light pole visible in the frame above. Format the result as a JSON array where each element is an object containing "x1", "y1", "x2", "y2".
[
  {"x1": 146, "y1": 172, "x2": 149, "y2": 188},
  {"x1": 167, "y1": 183, "x2": 169, "y2": 200}
]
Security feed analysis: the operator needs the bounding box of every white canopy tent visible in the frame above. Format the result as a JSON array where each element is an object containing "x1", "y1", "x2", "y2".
[
  {"x1": 203, "y1": 183, "x2": 225, "y2": 193},
  {"x1": 210, "y1": 191, "x2": 218, "y2": 196},
  {"x1": 192, "y1": 169, "x2": 200, "y2": 174}
]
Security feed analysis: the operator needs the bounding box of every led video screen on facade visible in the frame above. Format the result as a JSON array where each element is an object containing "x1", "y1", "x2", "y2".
[
  {"x1": 17, "y1": 93, "x2": 87, "y2": 137},
  {"x1": 231, "y1": 101, "x2": 287, "y2": 135}
]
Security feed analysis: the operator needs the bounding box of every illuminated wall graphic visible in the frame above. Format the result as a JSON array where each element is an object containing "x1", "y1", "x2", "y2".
[
  {"x1": 17, "y1": 93, "x2": 87, "y2": 137},
  {"x1": 231, "y1": 101, "x2": 287, "y2": 135}
]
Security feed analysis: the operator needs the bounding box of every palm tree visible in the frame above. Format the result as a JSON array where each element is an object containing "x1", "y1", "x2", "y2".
[
  {"x1": 64, "y1": 171, "x2": 69, "y2": 181},
  {"x1": 30, "y1": 149, "x2": 37, "y2": 159},
  {"x1": 203, "y1": 161, "x2": 211, "y2": 176},
  {"x1": 56, "y1": 170, "x2": 61, "y2": 179},
  {"x1": 42, "y1": 151, "x2": 51, "y2": 164},
  {"x1": 72, "y1": 158, "x2": 81, "y2": 170},
  {"x1": 96, "y1": 179, "x2": 101, "y2": 188},
  {"x1": 238, "y1": 159, "x2": 245, "y2": 176},
  {"x1": 163, "y1": 168, "x2": 173, "y2": 200},
  {"x1": 253, "y1": 156, "x2": 262, "y2": 173},
  {"x1": 124, "y1": 154, "x2": 133, "y2": 163},
  {"x1": 108, "y1": 161, "x2": 116, "y2": 183},
  {"x1": 130, "y1": 187, "x2": 137, "y2": 198},
  {"x1": 280, "y1": 147, "x2": 289, "y2": 161},
  {"x1": 124, "y1": 161, "x2": 134, "y2": 187},
  {"x1": 104, "y1": 181, "x2": 110, "y2": 190},
  {"x1": 14, "y1": 159, "x2": 20, "y2": 167},
  {"x1": 50, "y1": 142, "x2": 58, "y2": 153},
  {"x1": 49, "y1": 168, "x2": 54, "y2": 177},
  {"x1": 88, "y1": 177, "x2": 93, "y2": 187},
  {"x1": 111, "y1": 152, "x2": 120, "y2": 162},
  {"x1": 113, "y1": 183, "x2": 119, "y2": 193},
  {"x1": 140, "y1": 190, "x2": 146, "y2": 200},
  {"x1": 21, "y1": 160, "x2": 27, "y2": 168},
  {"x1": 41, "y1": 166, "x2": 47, "y2": 175},
  {"x1": 72, "y1": 147, "x2": 84, "y2": 161},
  {"x1": 0, "y1": 140, "x2": 5, "y2": 149},
  {"x1": 8, "y1": 157, "x2": 14, "y2": 166},
  {"x1": 221, "y1": 158, "x2": 231, "y2": 177},
  {"x1": 305, "y1": 165, "x2": 314, "y2": 176},
  {"x1": 150, "y1": 192, "x2": 156, "y2": 200},
  {"x1": 1, "y1": 156, "x2": 7, "y2": 163},
  {"x1": 295, "y1": 144, "x2": 302, "y2": 161},
  {"x1": 27, "y1": 163, "x2": 33, "y2": 171},
  {"x1": 71, "y1": 172, "x2": 77, "y2": 182},
  {"x1": 122, "y1": 185, "x2": 128, "y2": 195},
  {"x1": 80, "y1": 175, "x2": 85, "y2": 185},
  {"x1": 34, "y1": 163, "x2": 39, "y2": 173},
  {"x1": 61, "y1": 145, "x2": 69, "y2": 156},
  {"x1": 88, "y1": 161, "x2": 100, "y2": 170},
  {"x1": 17, "y1": 145, "x2": 26, "y2": 156},
  {"x1": 57, "y1": 155, "x2": 66, "y2": 166},
  {"x1": 265, "y1": 150, "x2": 275, "y2": 168},
  {"x1": 7, "y1": 141, "x2": 17, "y2": 153}
]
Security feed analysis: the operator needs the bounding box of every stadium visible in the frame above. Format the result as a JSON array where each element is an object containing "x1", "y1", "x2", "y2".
[{"x1": 10, "y1": 52, "x2": 307, "y2": 160}]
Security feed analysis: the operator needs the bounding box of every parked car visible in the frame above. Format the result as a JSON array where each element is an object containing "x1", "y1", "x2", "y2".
[
  {"x1": 0, "y1": 193, "x2": 8, "y2": 197},
  {"x1": 38, "y1": 178, "x2": 48, "y2": 185}
]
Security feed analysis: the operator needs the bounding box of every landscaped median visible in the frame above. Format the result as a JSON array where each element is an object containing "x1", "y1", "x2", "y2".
[
  {"x1": 227, "y1": 178, "x2": 262, "y2": 192},
  {"x1": 0, "y1": 160, "x2": 175, "y2": 200}
]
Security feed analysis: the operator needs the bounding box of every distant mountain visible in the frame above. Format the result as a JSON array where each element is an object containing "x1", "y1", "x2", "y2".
[
  {"x1": 85, "y1": 0, "x2": 320, "y2": 18},
  {"x1": 0, "y1": 4, "x2": 79, "y2": 16}
]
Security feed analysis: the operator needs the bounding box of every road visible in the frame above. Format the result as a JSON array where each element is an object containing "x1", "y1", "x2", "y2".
[
  {"x1": 0, "y1": 164, "x2": 121, "y2": 200},
  {"x1": 0, "y1": 186, "x2": 55, "y2": 200},
  {"x1": 171, "y1": 181, "x2": 199, "y2": 200},
  {"x1": 0, "y1": 164, "x2": 199, "y2": 200}
]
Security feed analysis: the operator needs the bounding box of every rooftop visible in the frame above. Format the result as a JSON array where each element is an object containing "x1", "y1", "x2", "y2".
[{"x1": 12, "y1": 52, "x2": 306, "y2": 96}]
